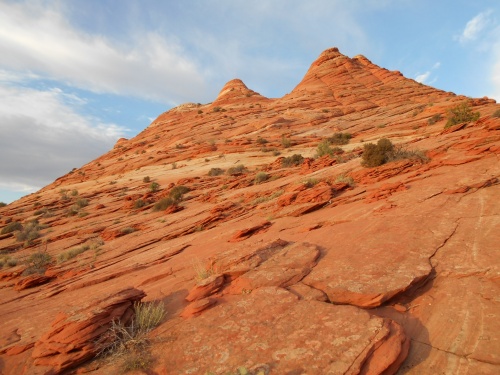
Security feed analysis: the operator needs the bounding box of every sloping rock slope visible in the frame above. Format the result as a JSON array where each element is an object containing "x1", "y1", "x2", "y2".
[{"x1": 0, "y1": 47, "x2": 499, "y2": 374}]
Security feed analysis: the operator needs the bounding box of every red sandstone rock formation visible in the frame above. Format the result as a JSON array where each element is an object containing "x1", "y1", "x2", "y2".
[{"x1": 0, "y1": 47, "x2": 499, "y2": 374}]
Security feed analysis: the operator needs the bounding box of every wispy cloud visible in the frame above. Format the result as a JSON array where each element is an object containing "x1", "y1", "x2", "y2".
[
  {"x1": 415, "y1": 61, "x2": 441, "y2": 84},
  {"x1": 0, "y1": 84, "x2": 127, "y2": 194},
  {"x1": 0, "y1": 1, "x2": 208, "y2": 105},
  {"x1": 458, "y1": 10, "x2": 494, "y2": 43}
]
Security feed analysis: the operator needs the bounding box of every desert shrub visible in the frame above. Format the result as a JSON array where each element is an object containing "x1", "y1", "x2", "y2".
[
  {"x1": 254, "y1": 172, "x2": 268, "y2": 184},
  {"x1": 335, "y1": 174, "x2": 355, "y2": 186},
  {"x1": 282, "y1": 154, "x2": 304, "y2": 167},
  {"x1": 1, "y1": 221, "x2": 22, "y2": 234},
  {"x1": 152, "y1": 197, "x2": 175, "y2": 212},
  {"x1": 66, "y1": 205, "x2": 80, "y2": 217},
  {"x1": 445, "y1": 102, "x2": 480, "y2": 128},
  {"x1": 57, "y1": 245, "x2": 90, "y2": 263},
  {"x1": 24, "y1": 250, "x2": 52, "y2": 275},
  {"x1": 71, "y1": 189, "x2": 79, "y2": 196},
  {"x1": 361, "y1": 139, "x2": 393, "y2": 167},
  {"x1": 281, "y1": 136, "x2": 292, "y2": 148},
  {"x1": 317, "y1": 139, "x2": 334, "y2": 157},
  {"x1": 0, "y1": 202, "x2": 7, "y2": 207},
  {"x1": 302, "y1": 178, "x2": 319, "y2": 188},
  {"x1": 227, "y1": 164, "x2": 246, "y2": 176},
  {"x1": 256, "y1": 137, "x2": 268, "y2": 144},
  {"x1": 208, "y1": 167, "x2": 225, "y2": 176},
  {"x1": 143, "y1": 176, "x2": 151, "y2": 183},
  {"x1": 16, "y1": 220, "x2": 41, "y2": 246},
  {"x1": 362, "y1": 138, "x2": 428, "y2": 167},
  {"x1": 169, "y1": 185, "x2": 190, "y2": 202},
  {"x1": 0, "y1": 256, "x2": 18, "y2": 268},
  {"x1": 149, "y1": 182, "x2": 160, "y2": 192},
  {"x1": 328, "y1": 132, "x2": 351, "y2": 145},
  {"x1": 98, "y1": 301, "x2": 165, "y2": 372},
  {"x1": 120, "y1": 227, "x2": 136, "y2": 235},
  {"x1": 427, "y1": 113, "x2": 443, "y2": 125},
  {"x1": 75, "y1": 198, "x2": 88, "y2": 208},
  {"x1": 134, "y1": 199, "x2": 146, "y2": 209},
  {"x1": 492, "y1": 109, "x2": 500, "y2": 118}
]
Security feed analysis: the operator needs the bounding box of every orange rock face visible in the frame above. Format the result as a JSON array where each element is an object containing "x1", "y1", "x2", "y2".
[{"x1": 1, "y1": 47, "x2": 499, "y2": 374}]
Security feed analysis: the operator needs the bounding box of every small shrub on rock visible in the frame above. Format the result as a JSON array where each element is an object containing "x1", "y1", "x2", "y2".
[
  {"x1": 16, "y1": 220, "x2": 42, "y2": 246},
  {"x1": 282, "y1": 154, "x2": 304, "y2": 167},
  {"x1": 1, "y1": 221, "x2": 22, "y2": 234},
  {"x1": 427, "y1": 113, "x2": 443, "y2": 125},
  {"x1": 152, "y1": 197, "x2": 175, "y2": 212},
  {"x1": 149, "y1": 182, "x2": 160, "y2": 192},
  {"x1": 227, "y1": 164, "x2": 246, "y2": 176},
  {"x1": 208, "y1": 167, "x2": 225, "y2": 176},
  {"x1": 254, "y1": 172, "x2": 269, "y2": 184},
  {"x1": 445, "y1": 102, "x2": 480, "y2": 128},
  {"x1": 492, "y1": 109, "x2": 500, "y2": 118},
  {"x1": 169, "y1": 185, "x2": 190, "y2": 201},
  {"x1": 328, "y1": 132, "x2": 351, "y2": 145},
  {"x1": 24, "y1": 250, "x2": 52, "y2": 275}
]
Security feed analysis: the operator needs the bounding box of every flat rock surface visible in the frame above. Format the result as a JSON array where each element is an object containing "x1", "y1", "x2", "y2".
[{"x1": 157, "y1": 287, "x2": 409, "y2": 375}]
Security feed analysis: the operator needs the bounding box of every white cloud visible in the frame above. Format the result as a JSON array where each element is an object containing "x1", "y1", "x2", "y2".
[
  {"x1": 415, "y1": 61, "x2": 440, "y2": 84},
  {"x1": 0, "y1": 84, "x2": 127, "y2": 194},
  {"x1": 459, "y1": 10, "x2": 493, "y2": 43},
  {"x1": 0, "y1": 1, "x2": 208, "y2": 104}
]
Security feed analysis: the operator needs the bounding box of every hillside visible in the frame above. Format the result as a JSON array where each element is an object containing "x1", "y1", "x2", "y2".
[{"x1": 0, "y1": 47, "x2": 499, "y2": 375}]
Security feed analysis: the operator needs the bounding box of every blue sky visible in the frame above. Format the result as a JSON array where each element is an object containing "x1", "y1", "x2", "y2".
[{"x1": 1, "y1": 0, "x2": 499, "y2": 203}]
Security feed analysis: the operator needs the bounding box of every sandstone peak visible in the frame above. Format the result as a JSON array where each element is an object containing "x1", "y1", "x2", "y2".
[{"x1": 213, "y1": 78, "x2": 267, "y2": 106}]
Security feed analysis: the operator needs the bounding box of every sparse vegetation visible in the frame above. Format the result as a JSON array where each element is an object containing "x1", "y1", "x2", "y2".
[
  {"x1": 281, "y1": 135, "x2": 292, "y2": 148},
  {"x1": 227, "y1": 164, "x2": 246, "y2": 176},
  {"x1": 362, "y1": 138, "x2": 428, "y2": 167},
  {"x1": 208, "y1": 167, "x2": 225, "y2": 176},
  {"x1": 57, "y1": 245, "x2": 91, "y2": 263},
  {"x1": 328, "y1": 132, "x2": 351, "y2": 145},
  {"x1": 1, "y1": 221, "x2": 22, "y2": 234},
  {"x1": 16, "y1": 220, "x2": 42, "y2": 246},
  {"x1": 427, "y1": 113, "x2": 443, "y2": 125},
  {"x1": 282, "y1": 154, "x2": 304, "y2": 167},
  {"x1": 492, "y1": 109, "x2": 500, "y2": 118},
  {"x1": 445, "y1": 102, "x2": 480, "y2": 128},
  {"x1": 152, "y1": 197, "x2": 175, "y2": 212},
  {"x1": 143, "y1": 176, "x2": 151, "y2": 183},
  {"x1": 0, "y1": 256, "x2": 18, "y2": 268},
  {"x1": 302, "y1": 178, "x2": 319, "y2": 188},
  {"x1": 149, "y1": 182, "x2": 160, "y2": 192},
  {"x1": 254, "y1": 172, "x2": 269, "y2": 184},
  {"x1": 24, "y1": 249, "x2": 52, "y2": 275},
  {"x1": 99, "y1": 301, "x2": 165, "y2": 373},
  {"x1": 256, "y1": 137, "x2": 268, "y2": 145},
  {"x1": 335, "y1": 174, "x2": 355, "y2": 186},
  {"x1": 169, "y1": 185, "x2": 190, "y2": 201},
  {"x1": 0, "y1": 202, "x2": 7, "y2": 207},
  {"x1": 134, "y1": 199, "x2": 146, "y2": 209},
  {"x1": 193, "y1": 258, "x2": 219, "y2": 281},
  {"x1": 120, "y1": 227, "x2": 136, "y2": 235}
]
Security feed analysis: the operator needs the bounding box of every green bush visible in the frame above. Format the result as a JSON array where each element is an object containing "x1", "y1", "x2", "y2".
[
  {"x1": 254, "y1": 172, "x2": 269, "y2": 184},
  {"x1": 152, "y1": 197, "x2": 175, "y2": 212},
  {"x1": 169, "y1": 185, "x2": 190, "y2": 201},
  {"x1": 75, "y1": 198, "x2": 88, "y2": 208},
  {"x1": 134, "y1": 199, "x2": 146, "y2": 209},
  {"x1": 143, "y1": 176, "x2": 151, "y2": 183},
  {"x1": 362, "y1": 138, "x2": 428, "y2": 167},
  {"x1": 0, "y1": 202, "x2": 7, "y2": 208},
  {"x1": 1, "y1": 221, "x2": 22, "y2": 234},
  {"x1": 445, "y1": 102, "x2": 480, "y2": 128},
  {"x1": 149, "y1": 182, "x2": 160, "y2": 192},
  {"x1": 328, "y1": 132, "x2": 351, "y2": 145},
  {"x1": 282, "y1": 154, "x2": 304, "y2": 167},
  {"x1": 208, "y1": 167, "x2": 225, "y2": 176}
]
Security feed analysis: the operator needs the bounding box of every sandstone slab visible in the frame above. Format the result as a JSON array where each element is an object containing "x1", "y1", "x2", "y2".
[{"x1": 160, "y1": 287, "x2": 409, "y2": 374}]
